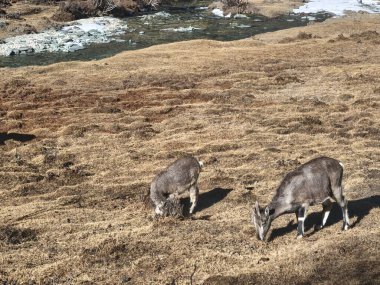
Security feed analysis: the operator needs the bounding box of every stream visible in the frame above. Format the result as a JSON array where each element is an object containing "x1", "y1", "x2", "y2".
[{"x1": 0, "y1": 1, "x2": 333, "y2": 68}]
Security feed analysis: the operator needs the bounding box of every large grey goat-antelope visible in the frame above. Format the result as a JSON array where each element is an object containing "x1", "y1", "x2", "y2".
[{"x1": 252, "y1": 156, "x2": 350, "y2": 240}]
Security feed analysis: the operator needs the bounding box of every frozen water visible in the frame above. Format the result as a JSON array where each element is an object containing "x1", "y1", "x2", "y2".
[
  {"x1": 294, "y1": 0, "x2": 380, "y2": 16},
  {"x1": 0, "y1": 17, "x2": 128, "y2": 56}
]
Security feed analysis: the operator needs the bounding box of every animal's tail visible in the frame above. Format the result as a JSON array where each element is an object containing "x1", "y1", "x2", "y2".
[{"x1": 198, "y1": 160, "x2": 204, "y2": 170}]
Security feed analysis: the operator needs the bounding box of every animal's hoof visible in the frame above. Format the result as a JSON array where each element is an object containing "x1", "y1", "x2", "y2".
[
  {"x1": 315, "y1": 224, "x2": 323, "y2": 231},
  {"x1": 296, "y1": 234, "x2": 303, "y2": 239},
  {"x1": 342, "y1": 224, "x2": 350, "y2": 231}
]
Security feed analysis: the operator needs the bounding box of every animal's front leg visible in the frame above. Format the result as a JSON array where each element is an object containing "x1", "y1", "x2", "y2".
[
  {"x1": 316, "y1": 199, "x2": 332, "y2": 230},
  {"x1": 155, "y1": 202, "x2": 165, "y2": 216},
  {"x1": 189, "y1": 185, "x2": 199, "y2": 214},
  {"x1": 297, "y1": 205, "x2": 308, "y2": 239}
]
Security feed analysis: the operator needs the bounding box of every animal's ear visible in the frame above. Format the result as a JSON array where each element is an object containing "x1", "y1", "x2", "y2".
[{"x1": 265, "y1": 206, "x2": 269, "y2": 216}]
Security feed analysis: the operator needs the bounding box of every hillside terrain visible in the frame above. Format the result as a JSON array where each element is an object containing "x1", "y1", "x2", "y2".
[{"x1": 0, "y1": 13, "x2": 379, "y2": 284}]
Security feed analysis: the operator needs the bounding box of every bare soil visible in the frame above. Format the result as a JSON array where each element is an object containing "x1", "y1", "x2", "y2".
[
  {"x1": 0, "y1": 1, "x2": 60, "y2": 40},
  {"x1": 0, "y1": 13, "x2": 379, "y2": 285}
]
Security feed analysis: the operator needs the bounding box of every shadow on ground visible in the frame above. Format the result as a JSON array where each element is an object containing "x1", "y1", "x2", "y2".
[
  {"x1": 181, "y1": 188, "x2": 233, "y2": 215},
  {"x1": 268, "y1": 195, "x2": 380, "y2": 241},
  {"x1": 0, "y1": 132, "x2": 36, "y2": 145}
]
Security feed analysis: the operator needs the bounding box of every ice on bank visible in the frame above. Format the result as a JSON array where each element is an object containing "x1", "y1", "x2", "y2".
[
  {"x1": 0, "y1": 17, "x2": 128, "y2": 56},
  {"x1": 294, "y1": 0, "x2": 380, "y2": 16},
  {"x1": 212, "y1": 8, "x2": 231, "y2": 18},
  {"x1": 140, "y1": 11, "x2": 171, "y2": 21},
  {"x1": 161, "y1": 26, "x2": 202, "y2": 32}
]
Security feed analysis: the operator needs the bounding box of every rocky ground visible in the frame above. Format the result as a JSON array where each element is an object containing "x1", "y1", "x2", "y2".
[
  {"x1": 0, "y1": 0, "x2": 141, "y2": 40},
  {"x1": 0, "y1": 12, "x2": 379, "y2": 285},
  {"x1": 0, "y1": 1, "x2": 60, "y2": 39}
]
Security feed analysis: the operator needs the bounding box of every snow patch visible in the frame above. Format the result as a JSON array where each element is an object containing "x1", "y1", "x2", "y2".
[
  {"x1": 212, "y1": 8, "x2": 231, "y2": 18},
  {"x1": 293, "y1": 0, "x2": 380, "y2": 16},
  {"x1": 0, "y1": 17, "x2": 128, "y2": 56}
]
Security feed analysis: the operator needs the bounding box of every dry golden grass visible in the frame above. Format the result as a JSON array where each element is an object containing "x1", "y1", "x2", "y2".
[{"x1": 0, "y1": 14, "x2": 379, "y2": 285}]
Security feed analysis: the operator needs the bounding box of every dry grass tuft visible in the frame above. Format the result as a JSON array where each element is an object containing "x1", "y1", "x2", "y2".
[{"x1": 0, "y1": 226, "x2": 37, "y2": 244}]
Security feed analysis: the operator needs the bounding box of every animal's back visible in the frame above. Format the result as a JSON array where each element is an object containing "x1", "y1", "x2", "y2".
[
  {"x1": 165, "y1": 156, "x2": 200, "y2": 182},
  {"x1": 152, "y1": 156, "x2": 201, "y2": 195},
  {"x1": 275, "y1": 157, "x2": 343, "y2": 204}
]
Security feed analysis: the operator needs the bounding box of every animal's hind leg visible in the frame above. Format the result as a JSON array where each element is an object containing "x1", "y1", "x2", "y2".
[
  {"x1": 189, "y1": 185, "x2": 199, "y2": 214},
  {"x1": 316, "y1": 199, "x2": 333, "y2": 230},
  {"x1": 333, "y1": 188, "x2": 350, "y2": 230},
  {"x1": 340, "y1": 196, "x2": 350, "y2": 230}
]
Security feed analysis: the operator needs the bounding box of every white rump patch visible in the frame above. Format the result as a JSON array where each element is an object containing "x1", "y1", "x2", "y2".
[{"x1": 199, "y1": 161, "x2": 204, "y2": 168}]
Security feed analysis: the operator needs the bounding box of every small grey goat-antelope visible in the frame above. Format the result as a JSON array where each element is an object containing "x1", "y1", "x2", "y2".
[
  {"x1": 252, "y1": 156, "x2": 350, "y2": 240},
  {"x1": 150, "y1": 156, "x2": 203, "y2": 216}
]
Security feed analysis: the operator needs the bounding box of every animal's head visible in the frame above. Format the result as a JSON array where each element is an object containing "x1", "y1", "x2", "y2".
[{"x1": 252, "y1": 201, "x2": 272, "y2": 241}]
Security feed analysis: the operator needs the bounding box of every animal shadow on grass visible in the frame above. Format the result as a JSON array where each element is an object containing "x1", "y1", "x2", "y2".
[
  {"x1": 181, "y1": 188, "x2": 233, "y2": 219},
  {"x1": 268, "y1": 195, "x2": 380, "y2": 241},
  {"x1": 0, "y1": 132, "x2": 36, "y2": 145}
]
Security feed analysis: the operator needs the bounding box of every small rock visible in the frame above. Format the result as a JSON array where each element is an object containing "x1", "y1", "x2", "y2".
[
  {"x1": 234, "y1": 14, "x2": 248, "y2": 19},
  {"x1": 19, "y1": 46, "x2": 34, "y2": 54},
  {"x1": 121, "y1": 276, "x2": 131, "y2": 283},
  {"x1": 257, "y1": 257, "x2": 270, "y2": 264},
  {"x1": 76, "y1": 30, "x2": 85, "y2": 36},
  {"x1": 67, "y1": 43, "x2": 83, "y2": 52},
  {"x1": 88, "y1": 29, "x2": 100, "y2": 35},
  {"x1": 9, "y1": 49, "x2": 20, "y2": 56}
]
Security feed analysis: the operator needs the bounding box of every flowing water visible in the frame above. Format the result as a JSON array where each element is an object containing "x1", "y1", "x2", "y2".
[{"x1": 0, "y1": 1, "x2": 332, "y2": 68}]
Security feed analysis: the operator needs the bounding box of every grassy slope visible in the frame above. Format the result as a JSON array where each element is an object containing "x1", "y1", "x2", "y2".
[{"x1": 0, "y1": 14, "x2": 379, "y2": 285}]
